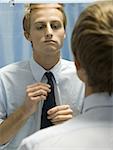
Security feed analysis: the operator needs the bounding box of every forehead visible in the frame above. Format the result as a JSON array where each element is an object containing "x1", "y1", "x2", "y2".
[{"x1": 30, "y1": 7, "x2": 64, "y2": 23}]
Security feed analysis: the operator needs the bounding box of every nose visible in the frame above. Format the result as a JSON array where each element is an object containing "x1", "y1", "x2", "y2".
[{"x1": 45, "y1": 23, "x2": 53, "y2": 39}]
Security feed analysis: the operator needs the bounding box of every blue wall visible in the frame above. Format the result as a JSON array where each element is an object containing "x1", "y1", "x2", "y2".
[{"x1": 0, "y1": 3, "x2": 89, "y2": 68}]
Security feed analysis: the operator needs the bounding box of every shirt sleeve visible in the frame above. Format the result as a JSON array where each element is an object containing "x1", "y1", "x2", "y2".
[
  {"x1": 0, "y1": 77, "x2": 7, "y2": 124},
  {"x1": 18, "y1": 140, "x2": 32, "y2": 150},
  {"x1": 0, "y1": 76, "x2": 12, "y2": 149}
]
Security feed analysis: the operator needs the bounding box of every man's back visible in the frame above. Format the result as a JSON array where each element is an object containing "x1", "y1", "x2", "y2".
[
  {"x1": 19, "y1": 93, "x2": 113, "y2": 150},
  {"x1": 34, "y1": 127, "x2": 113, "y2": 150}
]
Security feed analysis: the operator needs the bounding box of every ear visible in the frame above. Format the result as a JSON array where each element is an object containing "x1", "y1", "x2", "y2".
[
  {"x1": 77, "y1": 68, "x2": 88, "y2": 83},
  {"x1": 64, "y1": 32, "x2": 66, "y2": 39},
  {"x1": 24, "y1": 31, "x2": 31, "y2": 41},
  {"x1": 75, "y1": 60, "x2": 88, "y2": 83},
  {"x1": 75, "y1": 59, "x2": 81, "y2": 70}
]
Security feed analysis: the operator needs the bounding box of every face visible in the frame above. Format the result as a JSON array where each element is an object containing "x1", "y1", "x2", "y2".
[{"x1": 28, "y1": 5, "x2": 65, "y2": 57}]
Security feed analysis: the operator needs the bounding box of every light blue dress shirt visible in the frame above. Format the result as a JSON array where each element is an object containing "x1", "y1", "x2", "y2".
[
  {"x1": 0, "y1": 58, "x2": 84, "y2": 150},
  {"x1": 18, "y1": 92, "x2": 113, "y2": 150}
]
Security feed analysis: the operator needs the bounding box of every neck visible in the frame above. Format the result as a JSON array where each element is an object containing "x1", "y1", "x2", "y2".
[
  {"x1": 33, "y1": 52, "x2": 60, "y2": 70},
  {"x1": 85, "y1": 84, "x2": 94, "y2": 97}
]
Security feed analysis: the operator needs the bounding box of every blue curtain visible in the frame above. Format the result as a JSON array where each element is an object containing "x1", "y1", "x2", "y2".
[{"x1": 0, "y1": 3, "x2": 89, "y2": 68}]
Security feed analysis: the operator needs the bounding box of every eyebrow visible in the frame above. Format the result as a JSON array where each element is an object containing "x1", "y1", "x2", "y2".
[
  {"x1": 34, "y1": 21, "x2": 45, "y2": 25},
  {"x1": 34, "y1": 20, "x2": 61, "y2": 24}
]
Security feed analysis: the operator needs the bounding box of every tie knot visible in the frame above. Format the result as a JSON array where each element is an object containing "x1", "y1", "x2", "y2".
[{"x1": 45, "y1": 72, "x2": 53, "y2": 80}]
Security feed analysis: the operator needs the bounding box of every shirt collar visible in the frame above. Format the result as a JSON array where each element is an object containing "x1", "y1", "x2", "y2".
[
  {"x1": 82, "y1": 92, "x2": 113, "y2": 113},
  {"x1": 29, "y1": 57, "x2": 62, "y2": 83}
]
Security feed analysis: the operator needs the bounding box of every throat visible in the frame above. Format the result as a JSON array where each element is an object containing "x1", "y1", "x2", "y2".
[{"x1": 33, "y1": 54, "x2": 60, "y2": 70}]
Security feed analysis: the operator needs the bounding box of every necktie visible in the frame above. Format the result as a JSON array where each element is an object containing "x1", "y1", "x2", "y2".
[{"x1": 40, "y1": 72, "x2": 56, "y2": 129}]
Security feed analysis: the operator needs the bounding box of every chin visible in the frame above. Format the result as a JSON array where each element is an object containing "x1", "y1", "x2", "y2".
[{"x1": 45, "y1": 46, "x2": 59, "y2": 51}]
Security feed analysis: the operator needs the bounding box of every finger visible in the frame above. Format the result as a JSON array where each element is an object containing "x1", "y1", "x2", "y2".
[
  {"x1": 26, "y1": 83, "x2": 50, "y2": 93},
  {"x1": 47, "y1": 105, "x2": 70, "y2": 115},
  {"x1": 51, "y1": 114, "x2": 72, "y2": 123},
  {"x1": 30, "y1": 95, "x2": 46, "y2": 101},
  {"x1": 27, "y1": 82, "x2": 50, "y2": 88},
  {"x1": 26, "y1": 85, "x2": 51, "y2": 93},
  {"x1": 28, "y1": 89, "x2": 49, "y2": 97},
  {"x1": 47, "y1": 109, "x2": 73, "y2": 119}
]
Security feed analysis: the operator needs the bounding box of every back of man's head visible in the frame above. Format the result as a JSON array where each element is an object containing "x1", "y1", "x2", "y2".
[{"x1": 71, "y1": 1, "x2": 113, "y2": 95}]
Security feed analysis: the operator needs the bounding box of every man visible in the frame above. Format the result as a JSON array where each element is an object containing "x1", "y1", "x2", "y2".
[
  {"x1": 0, "y1": 3, "x2": 84, "y2": 150},
  {"x1": 18, "y1": 1, "x2": 113, "y2": 150}
]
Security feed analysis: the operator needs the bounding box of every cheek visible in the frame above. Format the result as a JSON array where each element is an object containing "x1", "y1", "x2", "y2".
[
  {"x1": 57, "y1": 31, "x2": 65, "y2": 41},
  {"x1": 59, "y1": 34, "x2": 65, "y2": 45},
  {"x1": 31, "y1": 33, "x2": 41, "y2": 42},
  {"x1": 57, "y1": 35, "x2": 65, "y2": 49}
]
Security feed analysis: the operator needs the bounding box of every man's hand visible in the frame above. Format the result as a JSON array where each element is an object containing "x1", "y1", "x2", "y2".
[
  {"x1": 24, "y1": 82, "x2": 51, "y2": 115},
  {"x1": 47, "y1": 105, "x2": 73, "y2": 125}
]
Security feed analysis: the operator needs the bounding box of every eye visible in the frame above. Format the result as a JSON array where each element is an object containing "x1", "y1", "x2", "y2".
[
  {"x1": 36, "y1": 24, "x2": 46, "y2": 30},
  {"x1": 51, "y1": 22, "x2": 62, "y2": 30}
]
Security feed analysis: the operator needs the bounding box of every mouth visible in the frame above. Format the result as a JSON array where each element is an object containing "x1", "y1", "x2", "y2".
[{"x1": 44, "y1": 40, "x2": 56, "y2": 44}]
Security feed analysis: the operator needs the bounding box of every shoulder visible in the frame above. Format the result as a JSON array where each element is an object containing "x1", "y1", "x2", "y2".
[
  {"x1": 19, "y1": 118, "x2": 87, "y2": 149},
  {"x1": 61, "y1": 59, "x2": 75, "y2": 66},
  {"x1": 20, "y1": 118, "x2": 79, "y2": 148},
  {"x1": 60, "y1": 59, "x2": 76, "y2": 72},
  {"x1": 0, "y1": 60, "x2": 30, "y2": 74},
  {"x1": 20, "y1": 119, "x2": 113, "y2": 149}
]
